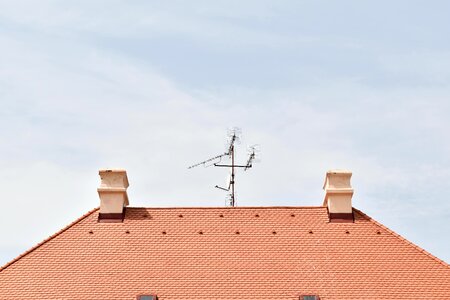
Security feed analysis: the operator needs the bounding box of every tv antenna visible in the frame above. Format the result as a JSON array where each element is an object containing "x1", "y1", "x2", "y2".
[{"x1": 188, "y1": 128, "x2": 259, "y2": 207}]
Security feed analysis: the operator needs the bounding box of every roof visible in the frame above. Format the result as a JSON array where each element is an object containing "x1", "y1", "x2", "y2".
[{"x1": 1, "y1": 206, "x2": 449, "y2": 299}]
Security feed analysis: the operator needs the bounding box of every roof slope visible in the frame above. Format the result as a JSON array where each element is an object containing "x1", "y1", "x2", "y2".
[{"x1": 1, "y1": 206, "x2": 449, "y2": 299}]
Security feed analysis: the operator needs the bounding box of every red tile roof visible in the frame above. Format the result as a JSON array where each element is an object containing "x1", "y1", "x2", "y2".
[{"x1": 1, "y1": 206, "x2": 449, "y2": 299}]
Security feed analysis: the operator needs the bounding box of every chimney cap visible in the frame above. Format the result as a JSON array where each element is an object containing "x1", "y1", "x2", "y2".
[
  {"x1": 98, "y1": 169, "x2": 129, "y2": 189},
  {"x1": 99, "y1": 168, "x2": 127, "y2": 173},
  {"x1": 326, "y1": 169, "x2": 352, "y2": 174},
  {"x1": 323, "y1": 169, "x2": 353, "y2": 190}
]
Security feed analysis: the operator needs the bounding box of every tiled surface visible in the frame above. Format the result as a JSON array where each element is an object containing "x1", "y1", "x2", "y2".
[{"x1": 1, "y1": 206, "x2": 449, "y2": 299}]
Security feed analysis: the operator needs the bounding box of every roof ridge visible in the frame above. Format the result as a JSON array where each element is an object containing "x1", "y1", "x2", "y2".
[
  {"x1": 0, "y1": 207, "x2": 99, "y2": 273},
  {"x1": 127, "y1": 206, "x2": 326, "y2": 209},
  {"x1": 353, "y1": 207, "x2": 450, "y2": 269}
]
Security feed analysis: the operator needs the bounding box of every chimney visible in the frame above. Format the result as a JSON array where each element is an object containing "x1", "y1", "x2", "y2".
[
  {"x1": 97, "y1": 169, "x2": 129, "y2": 222},
  {"x1": 323, "y1": 170, "x2": 354, "y2": 222}
]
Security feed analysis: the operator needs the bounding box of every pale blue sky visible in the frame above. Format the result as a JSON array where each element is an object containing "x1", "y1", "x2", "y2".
[{"x1": 1, "y1": 1, "x2": 450, "y2": 266}]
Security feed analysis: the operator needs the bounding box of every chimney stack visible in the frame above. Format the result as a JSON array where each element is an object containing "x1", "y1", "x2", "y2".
[
  {"x1": 323, "y1": 170, "x2": 354, "y2": 222},
  {"x1": 97, "y1": 169, "x2": 129, "y2": 222}
]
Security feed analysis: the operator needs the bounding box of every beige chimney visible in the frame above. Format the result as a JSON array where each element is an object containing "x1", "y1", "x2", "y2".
[
  {"x1": 323, "y1": 170, "x2": 354, "y2": 222},
  {"x1": 97, "y1": 169, "x2": 129, "y2": 222}
]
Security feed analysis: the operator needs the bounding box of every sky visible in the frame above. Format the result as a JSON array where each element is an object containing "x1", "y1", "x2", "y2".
[{"x1": 1, "y1": 1, "x2": 450, "y2": 266}]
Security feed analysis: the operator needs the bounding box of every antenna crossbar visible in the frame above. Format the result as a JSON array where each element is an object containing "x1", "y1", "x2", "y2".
[{"x1": 214, "y1": 164, "x2": 249, "y2": 168}]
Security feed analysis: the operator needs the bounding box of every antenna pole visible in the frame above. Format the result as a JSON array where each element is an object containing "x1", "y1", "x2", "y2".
[{"x1": 231, "y1": 143, "x2": 235, "y2": 207}]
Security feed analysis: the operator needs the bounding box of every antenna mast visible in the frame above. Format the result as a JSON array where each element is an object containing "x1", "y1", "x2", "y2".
[{"x1": 187, "y1": 128, "x2": 258, "y2": 207}]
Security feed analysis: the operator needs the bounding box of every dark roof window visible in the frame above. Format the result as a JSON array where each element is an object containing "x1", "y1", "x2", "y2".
[
  {"x1": 137, "y1": 295, "x2": 158, "y2": 300},
  {"x1": 301, "y1": 296, "x2": 320, "y2": 300}
]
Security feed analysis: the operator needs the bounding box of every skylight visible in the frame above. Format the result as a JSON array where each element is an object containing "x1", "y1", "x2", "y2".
[
  {"x1": 137, "y1": 295, "x2": 157, "y2": 300},
  {"x1": 301, "y1": 296, "x2": 320, "y2": 300}
]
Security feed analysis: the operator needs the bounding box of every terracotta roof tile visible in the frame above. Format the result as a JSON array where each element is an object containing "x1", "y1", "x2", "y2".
[{"x1": 1, "y1": 206, "x2": 449, "y2": 299}]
